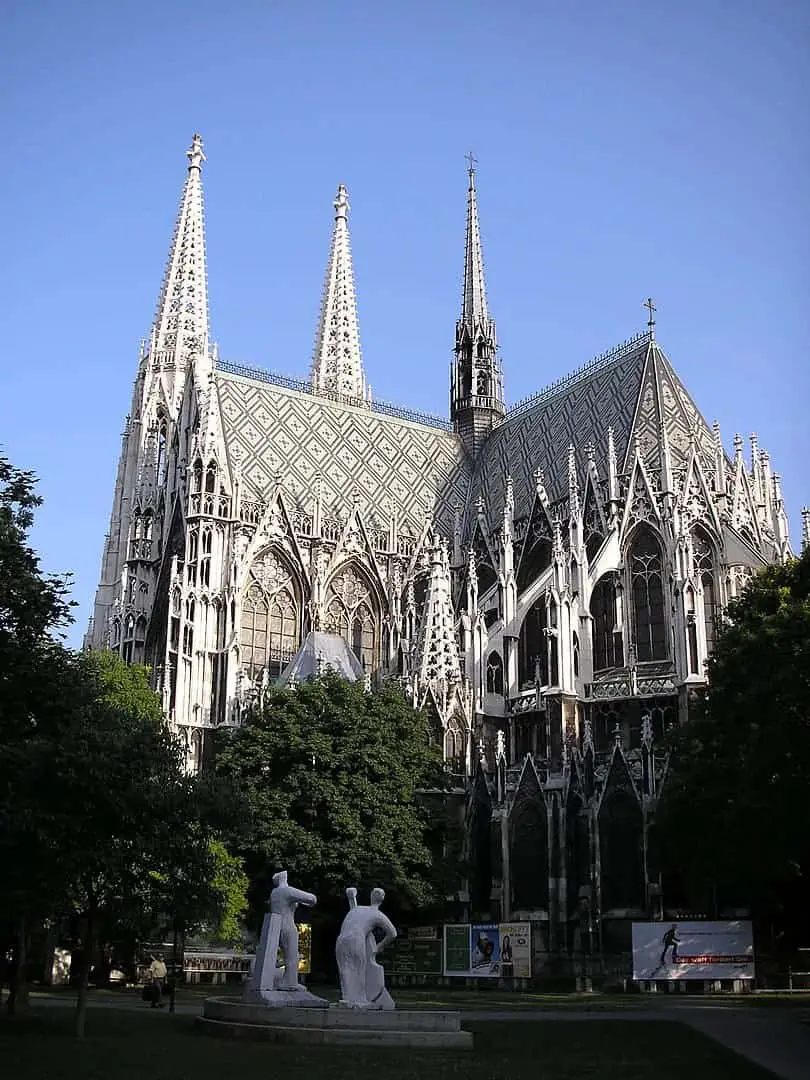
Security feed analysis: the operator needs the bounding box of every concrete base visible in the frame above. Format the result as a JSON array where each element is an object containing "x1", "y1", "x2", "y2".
[
  {"x1": 242, "y1": 986, "x2": 328, "y2": 1008},
  {"x1": 197, "y1": 997, "x2": 473, "y2": 1049}
]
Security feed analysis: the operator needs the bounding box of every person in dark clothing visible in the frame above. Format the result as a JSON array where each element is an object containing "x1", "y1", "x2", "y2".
[{"x1": 660, "y1": 925, "x2": 680, "y2": 965}]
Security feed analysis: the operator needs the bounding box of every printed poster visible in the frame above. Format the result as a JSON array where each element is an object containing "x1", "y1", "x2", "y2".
[
  {"x1": 632, "y1": 921, "x2": 754, "y2": 981},
  {"x1": 444, "y1": 923, "x2": 531, "y2": 977},
  {"x1": 498, "y1": 923, "x2": 532, "y2": 978}
]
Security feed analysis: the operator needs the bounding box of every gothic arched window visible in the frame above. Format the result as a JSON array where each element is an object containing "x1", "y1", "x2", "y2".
[
  {"x1": 685, "y1": 586, "x2": 699, "y2": 674},
  {"x1": 511, "y1": 798, "x2": 549, "y2": 910},
  {"x1": 205, "y1": 460, "x2": 217, "y2": 493},
  {"x1": 591, "y1": 572, "x2": 623, "y2": 672},
  {"x1": 486, "y1": 651, "x2": 504, "y2": 694},
  {"x1": 629, "y1": 528, "x2": 667, "y2": 662},
  {"x1": 156, "y1": 421, "x2": 167, "y2": 488},
  {"x1": 239, "y1": 552, "x2": 302, "y2": 682},
  {"x1": 599, "y1": 791, "x2": 645, "y2": 911},
  {"x1": 518, "y1": 597, "x2": 548, "y2": 689},
  {"x1": 133, "y1": 615, "x2": 147, "y2": 664},
  {"x1": 692, "y1": 526, "x2": 718, "y2": 660},
  {"x1": 444, "y1": 719, "x2": 465, "y2": 771},
  {"x1": 192, "y1": 460, "x2": 203, "y2": 494},
  {"x1": 323, "y1": 564, "x2": 380, "y2": 673}
]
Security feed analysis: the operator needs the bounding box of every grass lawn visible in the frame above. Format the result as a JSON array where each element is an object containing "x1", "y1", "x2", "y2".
[{"x1": 0, "y1": 1008, "x2": 775, "y2": 1080}]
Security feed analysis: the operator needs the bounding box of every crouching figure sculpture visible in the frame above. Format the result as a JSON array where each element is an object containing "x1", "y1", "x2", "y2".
[{"x1": 335, "y1": 886, "x2": 397, "y2": 1010}]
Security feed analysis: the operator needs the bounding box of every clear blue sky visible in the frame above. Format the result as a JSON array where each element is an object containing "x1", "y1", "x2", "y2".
[{"x1": 1, "y1": 0, "x2": 808, "y2": 647}]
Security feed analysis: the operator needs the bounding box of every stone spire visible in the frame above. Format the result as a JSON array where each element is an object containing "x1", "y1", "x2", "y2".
[
  {"x1": 311, "y1": 184, "x2": 368, "y2": 401},
  {"x1": 412, "y1": 536, "x2": 462, "y2": 704},
  {"x1": 462, "y1": 155, "x2": 491, "y2": 329},
  {"x1": 149, "y1": 133, "x2": 210, "y2": 405},
  {"x1": 801, "y1": 507, "x2": 809, "y2": 553},
  {"x1": 451, "y1": 157, "x2": 504, "y2": 456}
]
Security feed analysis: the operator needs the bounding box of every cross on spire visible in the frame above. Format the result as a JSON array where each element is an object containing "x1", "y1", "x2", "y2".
[
  {"x1": 465, "y1": 151, "x2": 477, "y2": 179},
  {"x1": 644, "y1": 297, "x2": 657, "y2": 339}
]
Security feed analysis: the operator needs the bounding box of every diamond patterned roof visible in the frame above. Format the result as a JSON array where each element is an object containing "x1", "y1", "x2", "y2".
[
  {"x1": 216, "y1": 369, "x2": 471, "y2": 535},
  {"x1": 469, "y1": 337, "x2": 650, "y2": 532}
]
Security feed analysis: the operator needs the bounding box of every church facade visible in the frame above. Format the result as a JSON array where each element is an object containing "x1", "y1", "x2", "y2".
[{"x1": 87, "y1": 136, "x2": 799, "y2": 962}]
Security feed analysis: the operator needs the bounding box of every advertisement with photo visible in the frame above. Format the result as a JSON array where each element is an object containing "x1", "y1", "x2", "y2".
[
  {"x1": 498, "y1": 923, "x2": 532, "y2": 978},
  {"x1": 632, "y1": 921, "x2": 754, "y2": 981},
  {"x1": 443, "y1": 923, "x2": 532, "y2": 978},
  {"x1": 470, "y1": 925, "x2": 500, "y2": 975}
]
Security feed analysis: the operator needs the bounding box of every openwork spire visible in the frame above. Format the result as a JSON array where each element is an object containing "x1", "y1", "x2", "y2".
[
  {"x1": 150, "y1": 134, "x2": 210, "y2": 388},
  {"x1": 413, "y1": 536, "x2": 462, "y2": 697},
  {"x1": 451, "y1": 158, "x2": 503, "y2": 455},
  {"x1": 461, "y1": 157, "x2": 491, "y2": 328},
  {"x1": 311, "y1": 184, "x2": 367, "y2": 401}
]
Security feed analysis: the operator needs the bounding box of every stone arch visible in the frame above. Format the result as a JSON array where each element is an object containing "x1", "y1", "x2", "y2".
[
  {"x1": 626, "y1": 525, "x2": 668, "y2": 662},
  {"x1": 485, "y1": 650, "x2": 504, "y2": 694},
  {"x1": 323, "y1": 560, "x2": 383, "y2": 673},
  {"x1": 590, "y1": 572, "x2": 623, "y2": 672},
  {"x1": 511, "y1": 794, "x2": 549, "y2": 911},
  {"x1": 598, "y1": 784, "x2": 644, "y2": 911},
  {"x1": 691, "y1": 523, "x2": 719, "y2": 660},
  {"x1": 240, "y1": 548, "x2": 303, "y2": 682}
]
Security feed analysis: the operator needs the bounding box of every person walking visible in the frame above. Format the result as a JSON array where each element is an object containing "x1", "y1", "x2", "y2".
[{"x1": 148, "y1": 954, "x2": 167, "y2": 1007}]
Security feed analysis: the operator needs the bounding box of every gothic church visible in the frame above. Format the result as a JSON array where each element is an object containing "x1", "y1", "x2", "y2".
[{"x1": 87, "y1": 135, "x2": 798, "y2": 960}]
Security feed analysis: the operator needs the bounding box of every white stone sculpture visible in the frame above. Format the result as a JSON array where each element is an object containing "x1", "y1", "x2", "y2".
[
  {"x1": 243, "y1": 870, "x2": 327, "y2": 1007},
  {"x1": 335, "y1": 886, "x2": 397, "y2": 1010}
]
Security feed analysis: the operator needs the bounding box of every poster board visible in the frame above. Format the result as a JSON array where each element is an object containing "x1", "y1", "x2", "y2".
[
  {"x1": 443, "y1": 923, "x2": 531, "y2": 978},
  {"x1": 388, "y1": 926, "x2": 442, "y2": 975},
  {"x1": 632, "y1": 921, "x2": 754, "y2": 981}
]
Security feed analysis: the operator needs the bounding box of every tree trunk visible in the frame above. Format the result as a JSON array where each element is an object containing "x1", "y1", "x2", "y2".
[
  {"x1": 74, "y1": 913, "x2": 95, "y2": 1038},
  {"x1": 6, "y1": 918, "x2": 29, "y2": 1017}
]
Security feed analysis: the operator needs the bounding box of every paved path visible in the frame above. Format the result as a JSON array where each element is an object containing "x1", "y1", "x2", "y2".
[{"x1": 24, "y1": 994, "x2": 810, "y2": 1080}]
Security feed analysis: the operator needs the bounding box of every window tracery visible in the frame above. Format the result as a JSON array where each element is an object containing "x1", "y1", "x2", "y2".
[
  {"x1": 692, "y1": 527, "x2": 717, "y2": 659},
  {"x1": 323, "y1": 564, "x2": 379, "y2": 672},
  {"x1": 518, "y1": 597, "x2": 549, "y2": 688},
  {"x1": 486, "y1": 651, "x2": 504, "y2": 694},
  {"x1": 628, "y1": 528, "x2": 667, "y2": 662},
  {"x1": 239, "y1": 551, "x2": 301, "y2": 682},
  {"x1": 591, "y1": 573, "x2": 623, "y2": 672}
]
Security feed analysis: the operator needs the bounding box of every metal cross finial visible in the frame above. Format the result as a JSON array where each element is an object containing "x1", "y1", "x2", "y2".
[
  {"x1": 465, "y1": 151, "x2": 478, "y2": 178},
  {"x1": 644, "y1": 297, "x2": 657, "y2": 338}
]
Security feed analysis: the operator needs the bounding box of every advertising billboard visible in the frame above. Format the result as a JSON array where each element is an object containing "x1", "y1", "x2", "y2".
[
  {"x1": 632, "y1": 921, "x2": 754, "y2": 981},
  {"x1": 443, "y1": 923, "x2": 532, "y2": 978}
]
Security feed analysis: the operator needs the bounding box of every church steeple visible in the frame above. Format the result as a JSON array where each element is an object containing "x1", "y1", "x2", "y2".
[
  {"x1": 148, "y1": 133, "x2": 210, "y2": 408},
  {"x1": 451, "y1": 157, "x2": 504, "y2": 456},
  {"x1": 311, "y1": 184, "x2": 368, "y2": 401}
]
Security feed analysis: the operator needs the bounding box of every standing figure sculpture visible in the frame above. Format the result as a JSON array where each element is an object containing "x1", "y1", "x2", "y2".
[
  {"x1": 244, "y1": 870, "x2": 325, "y2": 1006},
  {"x1": 335, "y1": 886, "x2": 397, "y2": 1009}
]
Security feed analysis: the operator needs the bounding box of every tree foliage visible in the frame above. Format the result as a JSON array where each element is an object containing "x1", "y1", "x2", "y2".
[
  {"x1": 212, "y1": 675, "x2": 452, "y2": 918},
  {"x1": 0, "y1": 452, "x2": 247, "y2": 1032},
  {"x1": 656, "y1": 549, "x2": 810, "y2": 947}
]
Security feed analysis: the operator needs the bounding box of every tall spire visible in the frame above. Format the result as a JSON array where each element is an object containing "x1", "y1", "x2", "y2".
[
  {"x1": 150, "y1": 133, "x2": 210, "y2": 403},
  {"x1": 461, "y1": 155, "x2": 491, "y2": 327},
  {"x1": 451, "y1": 157, "x2": 504, "y2": 456},
  {"x1": 311, "y1": 184, "x2": 368, "y2": 401}
]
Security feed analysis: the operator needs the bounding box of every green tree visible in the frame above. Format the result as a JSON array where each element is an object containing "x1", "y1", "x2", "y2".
[
  {"x1": 0, "y1": 453, "x2": 75, "y2": 1014},
  {"x1": 212, "y1": 675, "x2": 452, "y2": 922},
  {"x1": 656, "y1": 548, "x2": 810, "y2": 950}
]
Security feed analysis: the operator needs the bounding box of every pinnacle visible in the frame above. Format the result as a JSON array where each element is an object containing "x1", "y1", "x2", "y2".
[
  {"x1": 311, "y1": 184, "x2": 367, "y2": 401},
  {"x1": 150, "y1": 135, "x2": 210, "y2": 383}
]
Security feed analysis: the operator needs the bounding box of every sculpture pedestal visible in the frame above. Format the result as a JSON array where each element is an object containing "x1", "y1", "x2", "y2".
[
  {"x1": 197, "y1": 998, "x2": 473, "y2": 1049},
  {"x1": 242, "y1": 986, "x2": 328, "y2": 1008}
]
